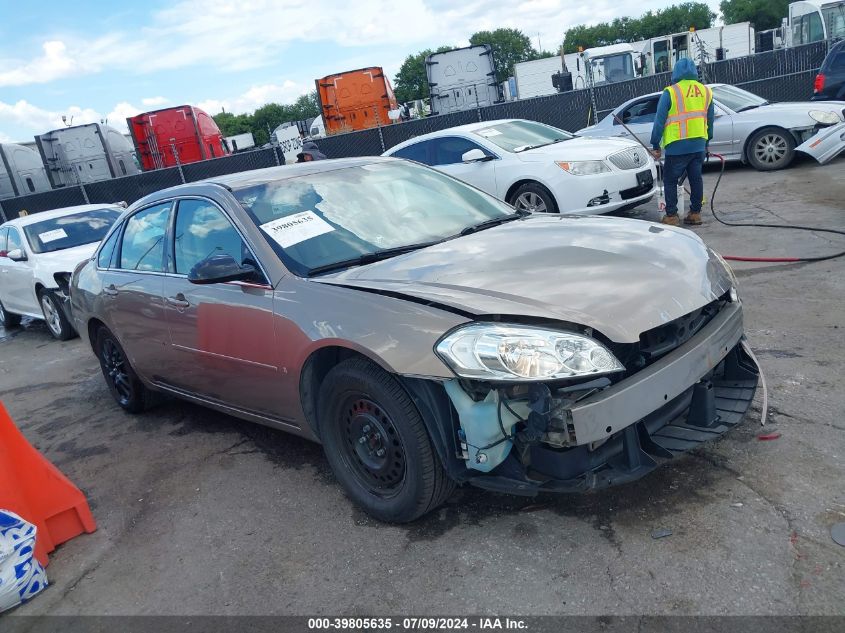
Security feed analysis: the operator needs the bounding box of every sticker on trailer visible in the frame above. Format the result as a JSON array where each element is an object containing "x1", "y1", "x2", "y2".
[
  {"x1": 275, "y1": 126, "x2": 304, "y2": 164},
  {"x1": 260, "y1": 211, "x2": 334, "y2": 248},
  {"x1": 38, "y1": 228, "x2": 68, "y2": 243}
]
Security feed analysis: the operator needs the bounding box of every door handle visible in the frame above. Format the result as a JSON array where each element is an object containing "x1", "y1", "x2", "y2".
[
  {"x1": 103, "y1": 284, "x2": 119, "y2": 296},
  {"x1": 166, "y1": 294, "x2": 190, "y2": 309}
]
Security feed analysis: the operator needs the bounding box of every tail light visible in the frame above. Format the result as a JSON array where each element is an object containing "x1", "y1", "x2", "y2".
[{"x1": 814, "y1": 73, "x2": 826, "y2": 93}]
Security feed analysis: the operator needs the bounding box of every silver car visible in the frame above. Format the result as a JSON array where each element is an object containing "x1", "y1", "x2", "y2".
[
  {"x1": 70, "y1": 158, "x2": 759, "y2": 522},
  {"x1": 577, "y1": 84, "x2": 845, "y2": 170}
]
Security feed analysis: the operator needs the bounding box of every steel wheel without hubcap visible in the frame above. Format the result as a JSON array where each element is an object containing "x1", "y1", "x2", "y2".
[
  {"x1": 40, "y1": 294, "x2": 62, "y2": 337},
  {"x1": 514, "y1": 191, "x2": 548, "y2": 213},
  {"x1": 342, "y1": 397, "x2": 406, "y2": 496},
  {"x1": 101, "y1": 337, "x2": 134, "y2": 407}
]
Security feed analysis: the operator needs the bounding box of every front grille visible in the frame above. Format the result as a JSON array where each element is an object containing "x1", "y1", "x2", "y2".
[
  {"x1": 605, "y1": 297, "x2": 727, "y2": 377},
  {"x1": 608, "y1": 147, "x2": 650, "y2": 170}
]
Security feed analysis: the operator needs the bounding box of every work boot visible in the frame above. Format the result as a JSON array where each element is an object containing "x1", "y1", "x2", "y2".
[
  {"x1": 684, "y1": 212, "x2": 703, "y2": 226},
  {"x1": 661, "y1": 214, "x2": 680, "y2": 226}
]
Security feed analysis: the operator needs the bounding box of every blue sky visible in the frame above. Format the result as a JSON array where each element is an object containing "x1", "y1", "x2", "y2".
[{"x1": 0, "y1": 0, "x2": 722, "y2": 142}]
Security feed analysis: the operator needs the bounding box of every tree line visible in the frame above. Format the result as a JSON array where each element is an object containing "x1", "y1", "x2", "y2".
[
  {"x1": 214, "y1": 92, "x2": 320, "y2": 145},
  {"x1": 214, "y1": 0, "x2": 791, "y2": 137}
]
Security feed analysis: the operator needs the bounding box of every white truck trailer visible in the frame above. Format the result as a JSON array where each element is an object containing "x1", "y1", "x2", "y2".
[
  {"x1": 0, "y1": 144, "x2": 51, "y2": 200},
  {"x1": 426, "y1": 44, "x2": 501, "y2": 115},
  {"x1": 35, "y1": 123, "x2": 140, "y2": 188}
]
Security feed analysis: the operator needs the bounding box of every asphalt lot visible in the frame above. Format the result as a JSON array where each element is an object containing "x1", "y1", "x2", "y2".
[{"x1": 2, "y1": 156, "x2": 844, "y2": 616}]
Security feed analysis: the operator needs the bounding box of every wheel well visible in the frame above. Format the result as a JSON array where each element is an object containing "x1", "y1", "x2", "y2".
[
  {"x1": 34, "y1": 282, "x2": 45, "y2": 297},
  {"x1": 87, "y1": 318, "x2": 107, "y2": 353},
  {"x1": 299, "y1": 346, "x2": 369, "y2": 439},
  {"x1": 742, "y1": 126, "x2": 797, "y2": 162},
  {"x1": 298, "y1": 346, "x2": 466, "y2": 479},
  {"x1": 504, "y1": 179, "x2": 558, "y2": 212}
]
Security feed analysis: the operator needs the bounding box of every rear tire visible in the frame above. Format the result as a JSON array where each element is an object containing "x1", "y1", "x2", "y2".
[
  {"x1": 38, "y1": 289, "x2": 75, "y2": 341},
  {"x1": 96, "y1": 326, "x2": 153, "y2": 413},
  {"x1": 0, "y1": 297, "x2": 21, "y2": 329},
  {"x1": 318, "y1": 357, "x2": 455, "y2": 522},
  {"x1": 509, "y1": 182, "x2": 558, "y2": 214},
  {"x1": 746, "y1": 127, "x2": 795, "y2": 171}
]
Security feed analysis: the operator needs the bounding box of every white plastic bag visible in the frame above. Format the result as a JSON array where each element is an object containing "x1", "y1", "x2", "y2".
[{"x1": 0, "y1": 510, "x2": 48, "y2": 613}]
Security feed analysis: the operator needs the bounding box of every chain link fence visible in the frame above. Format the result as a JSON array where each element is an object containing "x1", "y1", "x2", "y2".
[{"x1": 0, "y1": 41, "x2": 835, "y2": 223}]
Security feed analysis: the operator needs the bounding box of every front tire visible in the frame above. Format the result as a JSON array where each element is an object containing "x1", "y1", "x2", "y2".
[
  {"x1": 747, "y1": 127, "x2": 795, "y2": 171},
  {"x1": 38, "y1": 289, "x2": 75, "y2": 340},
  {"x1": 0, "y1": 297, "x2": 21, "y2": 329},
  {"x1": 318, "y1": 357, "x2": 455, "y2": 522},
  {"x1": 96, "y1": 327, "x2": 153, "y2": 413},
  {"x1": 509, "y1": 182, "x2": 558, "y2": 214}
]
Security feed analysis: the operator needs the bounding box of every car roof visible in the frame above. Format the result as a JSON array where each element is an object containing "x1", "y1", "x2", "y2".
[
  {"x1": 1, "y1": 203, "x2": 123, "y2": 229},
  {"x1": 204, "y1": 157, "x2": 388, "y2": 190},
  {"x1": 386, "y1": 119, "x2": 527, "y2": 153}
]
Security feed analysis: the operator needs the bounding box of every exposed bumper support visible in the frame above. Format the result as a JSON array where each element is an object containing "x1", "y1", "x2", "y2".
[{"x1": 468, "y1": 342, "x2": 759, "y2": 496}]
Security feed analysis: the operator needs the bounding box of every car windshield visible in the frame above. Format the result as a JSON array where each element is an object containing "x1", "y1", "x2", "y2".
[
  {"x1": 23, "y1": 208, "x2": 121, "y2": 254},
  {"x1": 712, "y1": 85, "x2": 768, "y2": 112},
  {"x1": 472, "y1": 120, "x2": 575, "y2": 152},
  {"x1": 234, "y1": 161, "x2": 518, "y2": 276}
]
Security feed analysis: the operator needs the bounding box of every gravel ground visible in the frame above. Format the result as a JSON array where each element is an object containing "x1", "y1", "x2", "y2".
[{"x1": 2, "y1": 156, "x2": 844, "y2": 617}]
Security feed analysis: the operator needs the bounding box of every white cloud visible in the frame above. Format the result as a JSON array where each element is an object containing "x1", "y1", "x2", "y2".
[
  {"x1": 141, "y1": 96, "x2": 169, "y2": 107},
  {"x1": 0, "y1": 99, "x2": 143, "y2": 142},
  {"x1": 198, "y1": 81, "x2": 311, "y2": 115},
  {"x1": 0, "y1": 0, "x2": 724, "y2": 87}
]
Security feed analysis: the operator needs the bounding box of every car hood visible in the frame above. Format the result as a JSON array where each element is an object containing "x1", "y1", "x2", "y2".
[
  {"x1": 314, "y1": 215, "x2": 733, "y2": 343},
  {"x1": 737, "y1": 101, "x2": 845, "y2": 121},
  {"x1": 516, "y1": 136, "x2": 644, "y2": 162},
  {"x1": 34, "y1": 243, "x2": 98, "y2": 278}
]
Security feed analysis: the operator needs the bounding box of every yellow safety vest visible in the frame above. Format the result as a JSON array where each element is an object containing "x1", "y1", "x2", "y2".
[{"x1": 662, "y1": 79, "x2": 713, "y2": 148}]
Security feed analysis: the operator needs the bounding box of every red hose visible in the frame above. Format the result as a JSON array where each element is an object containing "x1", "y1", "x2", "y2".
[{"x1": 704, "y1": 153, "x2": 845, "y2": 264}]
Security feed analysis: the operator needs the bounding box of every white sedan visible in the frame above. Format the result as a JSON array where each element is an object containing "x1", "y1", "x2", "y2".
[
  {"x1": 383, "y1": 119, "x2": 657, "y2": 214},
  {"x1": 0, "y1": 204, "x2": 123, "y2": 340}
]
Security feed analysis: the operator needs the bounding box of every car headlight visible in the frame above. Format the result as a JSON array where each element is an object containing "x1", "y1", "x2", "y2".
[
  {"x1": 808, "y1": 110, "x2": 842, "y2": 126},
  {"x1": 435, "y1": 323, "x2": 625, "y2": 381},
  {"x1": 556, "y1": 160, "x2": 611, "y2": 175}
]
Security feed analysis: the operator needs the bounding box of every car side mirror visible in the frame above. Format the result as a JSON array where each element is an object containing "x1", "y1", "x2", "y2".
[
  {"x1": 187, "y1": 253, "x2": 257, "y2": 285},
  {"x1": 7, "y1": 249, "x2": 27, "y2": 262},
  {"x1": 462, "y1": 148, "x2": 492, "y2": 163}
]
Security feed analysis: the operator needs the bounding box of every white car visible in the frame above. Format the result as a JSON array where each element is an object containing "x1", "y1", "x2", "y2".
[
  {"x1": 0, "y1": 204, "x2": 123, "y2": 340},
  {"x1": 383, "y1": 119, "x2": 657, "y2": 214}
]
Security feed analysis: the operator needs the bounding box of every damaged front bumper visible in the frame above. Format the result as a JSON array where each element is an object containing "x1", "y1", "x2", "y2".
[{"x1": 441, "y1": 300, "x2": 759, "y2": 495}]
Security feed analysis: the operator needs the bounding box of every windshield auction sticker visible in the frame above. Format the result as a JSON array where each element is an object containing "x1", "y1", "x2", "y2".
[
  {"x1": 261, "y1": 211, "x2": 334, "y2": 248},
  {"x1": 38, "y1": 228, "x2": 68, "y2": 243}
]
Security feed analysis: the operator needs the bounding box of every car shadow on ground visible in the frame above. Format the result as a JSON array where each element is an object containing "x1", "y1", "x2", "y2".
[{"x1": 126, "y1": 392, "x2": 760, "y2": 542}]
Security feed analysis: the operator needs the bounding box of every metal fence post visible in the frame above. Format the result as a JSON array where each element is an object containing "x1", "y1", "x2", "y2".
[
  {"x1": 375, "y1": 106, "x2": 386, "y2": 153},
  {"x1": 272, "y1": 146, "x2": 281, "y2": 166},
  {"x1": 0, "y1": 200, "x2": 7, "y2": 223},
  {"x1": 70, "y1": 163, "x2": 90, "y2": 204},
  {"x1": 171, "y1": 141, "x2": 185, "y2": 184}
]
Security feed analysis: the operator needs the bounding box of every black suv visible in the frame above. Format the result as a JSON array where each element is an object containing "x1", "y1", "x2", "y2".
[{"x1": 813, "y1": 40, "x2": 845, "y2": 101}]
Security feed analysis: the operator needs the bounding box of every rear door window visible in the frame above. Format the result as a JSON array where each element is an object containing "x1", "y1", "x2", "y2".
[
  {"x1": 0, "y1": 228, "x2": 7, "y2": 254},
  {"x1": 119, "y1": 203, "x2": 171, "y2": 272}
]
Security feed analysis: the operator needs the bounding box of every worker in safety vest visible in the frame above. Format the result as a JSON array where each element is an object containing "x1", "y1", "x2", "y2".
[{"x1": 650, "y1": 58, "x2": 715, "y2": 227}]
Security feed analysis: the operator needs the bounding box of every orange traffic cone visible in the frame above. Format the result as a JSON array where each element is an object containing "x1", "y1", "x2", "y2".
[{"x1": 0, "y1": 401, "x2": 96, "y2": 566}]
